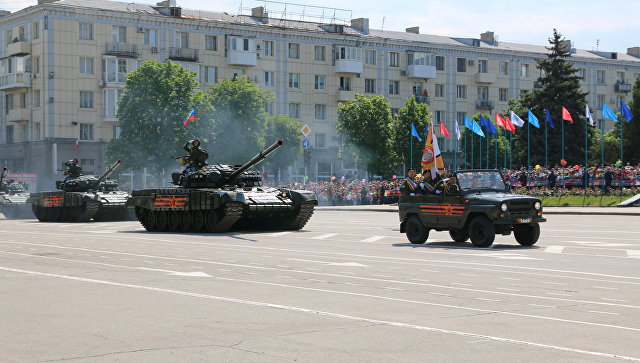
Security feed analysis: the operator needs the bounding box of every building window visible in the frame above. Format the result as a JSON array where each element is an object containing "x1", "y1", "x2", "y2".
[
  {"x1": 35, "y1": 123, "x2": 40, "y2": 140},
  {"x1": 204, "y1": 66, "x2": 217, "y2": 84},
  {"x1": 262, "y1": 41, "x2": 273, "y2": 56},
  {"x1": 499, "y1": 61, "x2": 508, "y2": 75},
  {"x1": 34, "y1": 89, "x2": 40, "y2": 108},
  {"x1": 435, "y1": 84, "x2": 444, "y2": 98},
  {"x1": 365, "y1": 50, "x2": 376, "y2": 65},
  {"x1": 18, "y1": 26, "x2": 26, "y2": 41},
  {"x1": 391, "y1": 108, "x2": 399, "y2": 116},
  {"x1": 457, "y1": 58, "x2": 467, "y2": 72},
  {"x1": 33, "y1": 56, "x2": 39, "y2": 74},
  {"x1": 339, "y1": 76, "x2": 351, "y2": 91},
  {"x1": 105, "y1": 88, "x2": 124, "y2": 117},
  {"x1": 456, "y1": 112, "x2": 466, "y2": 124},
  {"x1": 388, "y1": 80, "x2": 399, "y2": 95},
  {"x1": 408, "y1": 52, "x2": 432, "y2": 66},
  {"x1": 436, "y1": 56, "x2": 445, "y2": 71},
  {"x1": 315, "y1": 104, "x2": 326, "y2": 120},
  {"x1": 434, "y1": 111, "x2": 444, "y2": 123},
  {"x1": 79, "y1": 123, "x2": 94, "y2": 140},
  {"x1": 118, "y1": 59, "x2": 127, "y2": 73},
  {"x1": 578, "y1": 68, "x2": 586, "y2": 80},
  {"x1": 314, "y1": 75, "x2": 325, "y2": 90},
  {"x1": 32, "y1": 21, "x2": 39, "y2": 40},
  {"x1": 6, "y1": 125, "x2": 14, "y2": 144},
  {"x1": 263, "y1": 71, "x2": 273, "y2": 86},
  {"x1": 456, "y1": 85, "x2": 466, "y2": 99},
  {"x1": 597, "y1": 94, "x2": 605, "y2": 108},
  {"x1": 365, "y1": 79, "x2": 375, "y2": 93},
  {"x1": 389, "y1": 52, "x2": 399, "y2": 67},
  {"x1": 144, "y1": 29, "x2": 158, "y2": 45},
  {"x1": 112, "y1": 25, "x2": 126, "y2": 43},
  {"x1": 478, "y1": 86, "x2": 489, "y2": 100},
  {"x1": 79, "y1": 23, "x2": 93, "y2": 40},
  {"x1": 176, "y1": 31, "x2": 188, "y2": 48},
  {"x1": 520, "y1": 64, "x2": 529, "y2": 78},
  {"x1": 616, "y1": 71, "x2": 625, "y2": 83},
  {"x1": 635, "y1": 73, "x2": 640, "y2": 80},
  {"x1": 288, "y1": 73, "x2": 300, "y2": 88},
  {"x1": 499, "y1": 88, "x2": 508, "y2": 102},
  {"x1": 19, "y1": 92, "x2": 26, "y2": 108},
  {"x1": 80, "y1": 91, "x2": 93, "y2": 108},
  {"x1": 288, "y1": 43, "x2": 300, "y2": 59},
  {"x1": 264, "y1": 102, "x2": 274, "y2": 115},
  {"x1": 288, "y1": 103, "x2": 300, "y2": 118},
  {"x1": 314, "y1": 45, "x2": 325, "y2": 61},
  {"x1": 5, "y1": 94, "x2": 14, "y2": 113},
  {"x1": 336, "y1": 46, "x2": 360, "y2": 61},
  {"x1": 315, "y1": 133, "x2": 326, "y2": 148},
  {"x1": 478, "y1": 59, "x2": 488, "y2": 73},
  {"x1": 520, "y1": 89, "x2": 529, "y2": 95},
  {"x1": 79, "y1": 57, "x2": 93, "y2": 74},
  {"x1": 205, "y1": 35, "x2": 217, "y2": 51},
  {"x1": 597, "y1": 70, "x2": 606, "y2": 84},
  {"x1": 539, "y1": 68, "x2": 546, "y2": 78}
]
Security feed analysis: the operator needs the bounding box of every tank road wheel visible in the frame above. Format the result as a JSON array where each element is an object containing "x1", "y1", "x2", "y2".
[
  {"x1": 204, "y1": 210, "x2": 218, "y2": 232},
  {"x1": 191, "y1": 211, "x2": 205, "y2": 231},
  {"x1": 167, "y1": 211, "x2": 181, "y2": 231},
  {"x1": 405, "y1": 215, "x2": 429, "y2": 244},
  {"x1": 142, "y1": 210, "x2": 158, "y2": 231},
  {"x1": 468, "y1": 216, "x2": 495, "y2": 248},
  {"x1": 155, "y1": 211, "x2": 169, "y2": 231},
  {"x1": 449, "y1": 229, "x2": 469, "y2": 243},
  {"x1": 514, "y1": 223, "x2": 540, "y2": 246},
  {"x1": 178, "y1": 211, "x2": 192, "y2": 231}
]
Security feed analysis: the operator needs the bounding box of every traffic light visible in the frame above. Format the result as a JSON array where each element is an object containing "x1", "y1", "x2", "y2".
[{"x1": 303, "y1": 150, "x2": 311, "y2": 166}]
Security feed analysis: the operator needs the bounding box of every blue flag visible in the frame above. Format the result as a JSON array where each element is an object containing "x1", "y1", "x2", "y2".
[
  {"x1": 544, "y1": 108, "x2": 555, "y2": 128},
  {"x1": 621, "y1": 101, "x2": 633, "y2": 122},
  {"x1": 464, "y1": 115, "x2": 473, "y2": 130},
  {"x1": 602, "y1": 104, "x2": 619, "y2": 122},
  {"x1": 410, "y1": 123, "x2": 422, "y2": 141},
  {"x1": 479, "y1": 115, "x2": 488, "y2": 129},
  {"x1": 483, "y1": 116, "x2": 497, "y2": 136},
  {"x1": 527, "y1": 109, "x2": 541, "y2": 128},
  {"x1": 472, "y1": 119, "x2": 485, "y2": 137}
]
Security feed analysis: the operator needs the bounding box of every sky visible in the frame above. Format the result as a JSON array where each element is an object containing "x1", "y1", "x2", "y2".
[{"x1": 2, "y1": 0, "x2": 639, "y2": 53}]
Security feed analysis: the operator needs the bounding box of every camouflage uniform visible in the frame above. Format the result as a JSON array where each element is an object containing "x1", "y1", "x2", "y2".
[
  {"x1": 183, "y1": 140, "x2": 209, "y2": 169},
  {"x1": 64, "y1": 160, "x2": 82, "y2": 179}
]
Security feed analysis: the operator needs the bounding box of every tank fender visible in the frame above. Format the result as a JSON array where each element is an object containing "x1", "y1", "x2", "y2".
[
  {"x1": 82, "y1": 194, "x2": 100, "y2": 202},
  {"x1": 286, "y1": 190, "x2": 318, "y2": 204}
]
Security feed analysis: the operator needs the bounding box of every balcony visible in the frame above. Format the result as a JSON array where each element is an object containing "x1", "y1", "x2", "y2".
[
  {"x1": 228, "y1": 50, "x2": 257, "y2": 66},
  {"x1": 6, "y1": 41, "x2": 30, "y2": 57},
  {"x1": 0, "y1": 72, "x2": 31, "y2": 90},
  {"x1": 413, "y1": 95, "x2": 430, "y2": 104},
  {"x1": 615, "y1": 82, "x2": 632, "y2": 93},
  {"x1": 169, "y1": 47, "x2": 199, "y2": 62},
  {"x1": 102, "y1": 71, "x2": 127, "y2": 85},
  {"x1": 104, "y1": 42, "x2": 139, "y2": 58},
  {"x1": 475, "y1": 72, "x2": 497, "y2": 83},
  {"x1": 475, "y1": 99, "x2": 494, "y2": 110},
  {"x1": 335, "y1": 59, "x2": 363, "y2": 74},
  {"x1": 337, "y1": 89, "x2": 356, "y2": 101},
  {"x1": 406, "y1": 65, "x2": 436, "y2": 79},
  {"x1": 7, "y1": 108, "x2": 30, "y2": 122}
]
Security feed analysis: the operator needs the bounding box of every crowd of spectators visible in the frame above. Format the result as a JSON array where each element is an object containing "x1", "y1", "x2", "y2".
[{"x1": 272, "y1": 163, "x2": 640, "y2": 206}]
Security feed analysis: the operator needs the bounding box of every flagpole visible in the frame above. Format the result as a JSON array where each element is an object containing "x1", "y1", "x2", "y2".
[
  {"x1": 509, "y1": 132, "x2": 512, "y2": 170},
  {"x1": 479, "y1": 132, "x2": 482, "y2": 169},
  {"x1": 545, "y1": 119, "x2": 548, "y2": 168},
  {"x1": 601, "y1": 123, "x2": 605, "y2": 192},
  {"x1": 409, "y1": 131, "x2": 413, "y2": 169},
  {"x1": 585, "y1": 117, "x2": 588, "y2": 178},
  {"x1": 486, "y1": 133, "x2": 489, "y2": 169},
  {"x1": 527, "y1": 120, "x2": 530, "y2": 171},
  {"x1": 561, "y1": 117, "x2": 565, "y2": 188},
  {"x1": 471, "y1": 133, "x2": 474, "y2": 169},
  {"x1": 620, "y1": 120, "x2": 624, "y2": 191},
  {"x1": 454, "y1": 126, "x2": 458, "y2": 171}
]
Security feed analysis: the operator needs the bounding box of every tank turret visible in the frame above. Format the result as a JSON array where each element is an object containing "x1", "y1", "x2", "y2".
[
  {"x1": 57, "y1": 160, "x2": 122, "y2": 192},
  {"x1": 173, "y1": 140, "x2": 283, "y2": 188}
]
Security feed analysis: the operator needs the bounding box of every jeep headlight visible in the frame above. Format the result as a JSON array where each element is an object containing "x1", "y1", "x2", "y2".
[
  {"x1": 500, "y1": 203, "x2": 508, "y2": 212},
  {"x1": 534, "y1": 201, "x2": 541, "y2": 210}
]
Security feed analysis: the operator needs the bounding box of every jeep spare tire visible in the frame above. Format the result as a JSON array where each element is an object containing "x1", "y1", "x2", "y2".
[
  {"x1": 406, "y1": 215, "x2": 429, "y2": 244},
  {"x1": 468, "y1": 215, "x2": 495, "y2": 248}
]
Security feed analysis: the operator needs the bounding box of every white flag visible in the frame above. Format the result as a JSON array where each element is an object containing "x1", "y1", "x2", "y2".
[
  {"x1": 586, "y1": 104, "x2": 595, "y2": 127},
  {"x1": 455, "y1": 121, "x2": 461, "y2": 140},
  {"x1": 510, "y1": 111, "x2": 525, "y2": 127}
]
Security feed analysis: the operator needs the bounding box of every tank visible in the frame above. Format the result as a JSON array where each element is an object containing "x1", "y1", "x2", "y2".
[
  {"x1": 0, "y1": 167, "x2": 32, "y2": 219},
  {"x1": 126, "y1": 140, "x2": 317, "y2": 232},
  {"x1": 28, "y1": 160, "x2": 133, "y2": 222}
]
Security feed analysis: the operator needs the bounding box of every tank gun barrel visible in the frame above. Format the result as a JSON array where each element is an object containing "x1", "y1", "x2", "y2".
[
  {"x1": 0, "y1": 167, "x2": 6, "y2": 186},
  {"x1": 228, "y1": 140, "x2": 283, "y2": 181},
  {"x1": 93, "y1": 160, "x2": 122, "y2": 187}
]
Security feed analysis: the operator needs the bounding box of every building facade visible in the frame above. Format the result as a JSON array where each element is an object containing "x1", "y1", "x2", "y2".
[{"x1": 1, "y1": 0, "x2": 639, "y2": 188}]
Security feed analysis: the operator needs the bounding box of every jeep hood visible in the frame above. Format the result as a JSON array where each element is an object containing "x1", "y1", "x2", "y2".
[{"x1": 464, "y1": 192, "x2": 540, "y2": 204}]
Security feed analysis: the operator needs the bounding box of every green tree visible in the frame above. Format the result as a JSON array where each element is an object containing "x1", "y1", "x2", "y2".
[
  {"x1": 337, "y1": 94, "x2": 394, "y2": 177},
  {"x1": 392, "y1": 96, "x2": 430, "y2": 169},
  {"x1": 461, "y1": 113, "x2": 511, "y2": 170},
  {"x1": 621, "y1": 77, "x2": 640, "y2": 164},
  {"x1": 262, "y1": 114, "x2": 303, "y2": 180},
  {"x1": 508, "y1": 29, "x2": 589, "y2": 169},
  {"x1": 106, "y1": 60, "x2": 215, "y2": 177},
  {"x1": 588, "y1": 127, "x2": 621, "y2": 166},
  {"x1": 206, "y1": 76, "x2": 275, "y2": 163}
]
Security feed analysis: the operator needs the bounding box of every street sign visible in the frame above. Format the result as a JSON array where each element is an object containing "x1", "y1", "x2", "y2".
[
  {"x1": 302, "y1": 138, "x2": 310, "y2": 150},
  {"x1": 301, "y1": 124, "x2": 311, "y2": 136}
]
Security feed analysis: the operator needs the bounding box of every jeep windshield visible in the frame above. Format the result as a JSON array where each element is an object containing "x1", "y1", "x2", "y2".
[{"x1": 456, "y1": 171, "x2": 507, "y2": 192}]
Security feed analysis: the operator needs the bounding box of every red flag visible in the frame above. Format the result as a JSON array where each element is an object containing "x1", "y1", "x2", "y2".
[
  {"x1": 75, "y1": 137, "x2": 79, "y2": 151},
  {"x1": 562, "y1": 106, "x2": 573, "y2": 123},
  {"x1": 504, "y1": 117, "x2": 516, "y2": 133},
  {"x1": 495, "y1": 113, "x2": 506, "y2": 128},
  {"x1": 439, "y1": 122, "x2": 450, "y2": 138}
]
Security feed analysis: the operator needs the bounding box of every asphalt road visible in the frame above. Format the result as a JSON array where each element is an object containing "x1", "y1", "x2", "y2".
[{"x1": 1, "y1": 209, "x2": 639, "y2": 362}]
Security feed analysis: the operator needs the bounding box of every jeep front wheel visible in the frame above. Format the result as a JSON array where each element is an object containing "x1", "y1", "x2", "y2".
[
  {"x1": 514, "y1": 223, "x2": 540, "y2": 246},
  {"x1": 468, "y1": 216, "x2": 495, "y2": 248},
  {"x1": 405, "y1": 215, "x2": 429, "y2": 244},
  {"x1": 449, "y1": 229, "x2": 469, "y2": 243}
]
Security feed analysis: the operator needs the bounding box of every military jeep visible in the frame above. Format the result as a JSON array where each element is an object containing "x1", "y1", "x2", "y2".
[{"x1": 399, "y1": 169, "x2": 546, "y2": 248}]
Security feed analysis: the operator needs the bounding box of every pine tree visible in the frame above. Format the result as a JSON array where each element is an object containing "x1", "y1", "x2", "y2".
[{"x1": 509, "y1": 29, "x2": 590, "y2": 169}]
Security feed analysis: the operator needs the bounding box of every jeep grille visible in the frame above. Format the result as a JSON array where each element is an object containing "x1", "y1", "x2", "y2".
[{"x1": 508, "y1": 200, "x2": 533, "y2": 217}]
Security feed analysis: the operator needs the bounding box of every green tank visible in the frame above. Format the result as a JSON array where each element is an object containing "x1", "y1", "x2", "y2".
[
  {"x1": 28, "y1": 160, "x2": 133, "y2": 222},
  {"x1": 126, "y1": 140, "x2": 317, "y2": 232},
  {"x1": 0, "y1": 167, "x2": 32, "y2": 219}
]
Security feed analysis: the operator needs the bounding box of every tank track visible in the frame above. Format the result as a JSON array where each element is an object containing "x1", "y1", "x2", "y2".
[
  {"x1": 76, "y1": 202, "x2": 100, "y2": 222},
  {"x1": 285, "y1": 202, "x2": 315, "y2": 230},
  {"x1": 212, "y1": 202, "x2": 243, "y2": 232}
]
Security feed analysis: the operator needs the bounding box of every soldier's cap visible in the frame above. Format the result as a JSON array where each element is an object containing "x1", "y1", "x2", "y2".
[
  {"x1": 407, "y1": 167, "x2": 415, "y2": 173},
  {"x1": 72, "y1": 158, "x2": 78, "y2": 163}
]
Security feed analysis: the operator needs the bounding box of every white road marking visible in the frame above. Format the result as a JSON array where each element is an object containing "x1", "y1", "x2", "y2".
[
  {"x1": 268, "y1": 231, "x2": 292, "y2": 237},
  {"x1": 451, "y1": 283, "x2": 472, "y2": 287},
  {"x1": 311, "y1": 233, "x2": 339, "y2": 240},
  {"x1": 360, "y1": 236, "x2": 386, "y2": 242},
  {"x1": 542, "y1": 282, "x2": 567, "y2": 286},
  {"x1": 136, "y1": 267, "x2": 211, "y2": 277},
  {"x1": 288, "y1": 258, "x2": 369, "y2": 267},
  {"x1": 383, "y1": 287, "x2": 405, "y2": 291},
  {"x1": 627, "y1": 250, "x2": 640, "y2": 259},
  {"x1": 546, "y1": 293, "x2": 571, "y2": 297},
  {"x1": 529, "y1": 304, "x2": 556, "y2": 309},
  {"x1": 565, "y1": 241, "x2": 634, "y2": 247},
  {"x1": 602, "y1": 298, "x2": 628, "y2": 303},
  {"x1": 500, "y1": 277, "x2": 520, "y2": 281},
  {"x1": 496, "y1": 287, "x2": 520, "y2": 292},
  {"x1": 545, "y1": 246, "x2": 565, "y2": 253},
  {"x1": 593, "y1": 286, "x2": 618, "y2": 290},
  {"x1": 588, "y1": 311, "x2": 620, "y2": 316},
  {"x1": 475, "y1": 298, "x2": 501, "y2": 302},
  {"x1": 458, "y1": 273, "x2": 478, "y2": 277}
]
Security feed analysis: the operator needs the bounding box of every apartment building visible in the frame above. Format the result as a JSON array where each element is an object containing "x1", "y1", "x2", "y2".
[{"x1": 1, "y1": 0, "x2": 639, "y2": 187}]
